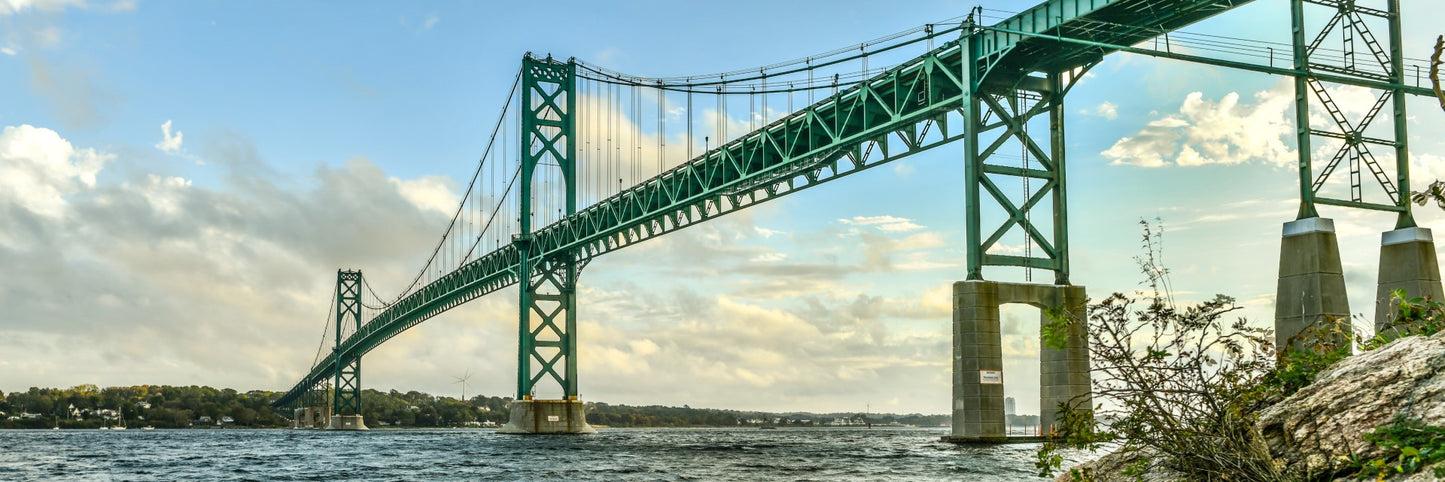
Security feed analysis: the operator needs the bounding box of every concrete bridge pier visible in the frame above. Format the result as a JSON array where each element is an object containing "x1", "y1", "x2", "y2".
[
  {"x1": 292, "y1": 407, "x2": 328, "y2": 429},
  {"x1": 1374, "y1": 227, "x2": 1444, "y2": 334},
  {"x1": 326, "y1": 415, "x2": 368, "y2": 430},
  {"x1": 1274, "y1": 218, "x2": 1351, "y2": 353},
  {"x1": 946, "y1": 280, "x2": 1089, "y2": 443},
  {"x1": 500, "y1": 398, "x2": 595, "y2": 434}
]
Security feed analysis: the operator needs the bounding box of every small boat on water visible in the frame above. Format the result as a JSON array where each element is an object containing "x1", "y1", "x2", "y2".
[
  {"x1": 107, "y1": 405, "x2": 127, "y2": 430},
  {"x1": 142, "y1": 426, "x2": 155, "y2": 431}
]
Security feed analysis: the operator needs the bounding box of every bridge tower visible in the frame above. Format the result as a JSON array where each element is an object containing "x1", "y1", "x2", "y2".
[
  {"x1": 1276, "y1": 0, "x2": 1442, "y2": 353},
  {"x1": 948, "y1": 17, "x2": 1093, "y2": 443},
  {"x1": 327, "y1": 269, "x2": 368, "y2": 430},
  {"x1": 500, "y1": 54, "x2": 595, "y2": 434}
]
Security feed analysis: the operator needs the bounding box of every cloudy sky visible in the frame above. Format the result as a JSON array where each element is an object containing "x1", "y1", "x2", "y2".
[{"x1": 3, "y1": 0, "x2": 1445, "y2": 416}]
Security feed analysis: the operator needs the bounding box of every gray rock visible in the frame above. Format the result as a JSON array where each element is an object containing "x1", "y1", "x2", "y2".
[
  {"x1": 1053, "y1": 447, "x2": 1190, "y2": 482},
  {"x1": 1257, "y1": 331, "x2": 1445, "y2": 478}
]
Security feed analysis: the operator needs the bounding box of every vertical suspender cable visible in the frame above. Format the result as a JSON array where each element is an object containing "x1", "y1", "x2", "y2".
[
  {"x1": 687, "y1": 86, "x2": 693, "y2": 161},
  {"x1": 1021, "y1": 93, "x2": 1032, "y2": 282}
]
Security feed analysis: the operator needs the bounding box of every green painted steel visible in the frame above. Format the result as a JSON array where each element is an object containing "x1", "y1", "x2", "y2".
[
  {"x1": 1387, "y1": 0, "x2": 1413, "y2": 229},
  {"x1": 1288, "y1": 0, "x2": 1416, "y2": 223},
  {"x1": 273, "y1": 35, "x2": 974, "y2": 408},
  {"x1": 273, "y1": 0, "x2": 1389, "y2": 409},
  {"x1": 332, "y1": 270, "x2": 363, "y2": 416},
  {"x1": 517, "y1": 55, "x2": 580, "y2": 401}
]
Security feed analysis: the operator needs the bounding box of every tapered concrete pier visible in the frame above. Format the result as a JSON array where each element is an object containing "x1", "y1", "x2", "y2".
[
  {"x1": 326, "y1": 415, "x2": 368, "y2": 431},
  {"x1": 1275, "y1": 217, "x2": 1350, "y2": 352},
  {"x1": 945, "y1": 280, "x2": 1089, "y2": 443},
  {"x1": 1374, "y1": 227, "x2": 1444, "y2": 334},
  {"x1": 499, "y1": 399, "x2": 595, "y2": 434},
  {"x1": 292, "y1": 407, "x2": 328, "y2": 429}
]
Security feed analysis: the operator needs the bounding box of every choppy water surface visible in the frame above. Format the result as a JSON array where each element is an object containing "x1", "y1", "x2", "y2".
[{"x1": 0, "y1": 427, "x2": 1087, "y2": 481}]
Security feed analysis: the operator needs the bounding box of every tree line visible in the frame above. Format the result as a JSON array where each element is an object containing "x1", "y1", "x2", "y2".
[{"x1": 0, "y1": 384, "x2": 948, "y2": 429}]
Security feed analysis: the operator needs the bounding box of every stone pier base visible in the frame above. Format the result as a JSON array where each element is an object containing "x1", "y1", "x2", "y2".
[
  {"x1": 292, "y1": 407, "x2": 328, "y2": 429},
  {"x1": 1275, "y1": 217, "x2": 1350, "y2": 352},
  {"x1": 325, "y1": 415, "x2": 368, "y2": 431},
  {"x1": 946, "y1": 280, "x2": 1089, "y2": 443},
  {"x1": 499, "y1": 399, "x2": 595, "y2": 434},
  {"x1": 1375, "y1": 227, "x2": 1444, "y2": 334}
]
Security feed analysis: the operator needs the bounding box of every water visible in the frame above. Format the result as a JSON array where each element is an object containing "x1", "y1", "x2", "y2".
[{"x1": 0, "y1": 427, "x2": 1082, "y2": 481}]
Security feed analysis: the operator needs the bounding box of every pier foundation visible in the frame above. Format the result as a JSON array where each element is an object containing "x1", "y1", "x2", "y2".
[
  {"x1": 499, "y1": 399, "x2": 595, "y2": 434},
  {"x1": 1274, "y1": 217, "x2": 1350, "y2": 353},
  {"x1": 1374, "y1": 227, "x2": 1444, "y2": 334},
  {"x1": 325, "y1": 415, "x2": 368, "y2": 431},
  {"x1": 292, "y1": 407, "x2": 329, "y2": 429},
  {"x1": 945, "y1": 280, "x2": 1089, "y2": 443}
]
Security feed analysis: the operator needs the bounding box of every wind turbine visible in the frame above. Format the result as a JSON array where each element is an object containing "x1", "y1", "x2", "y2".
[{"x1": 453, "y1": 370, "x2": 473, "y2": 402}]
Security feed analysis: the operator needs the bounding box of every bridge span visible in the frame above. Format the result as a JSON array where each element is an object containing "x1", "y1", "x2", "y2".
[{"x1": 272, "y1": 0, "x2": 1442, "y2": 440}]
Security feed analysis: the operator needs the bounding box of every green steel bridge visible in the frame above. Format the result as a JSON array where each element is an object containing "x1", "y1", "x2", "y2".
[{"x1": 270, "y1": 0, "x2": 1438, "y2": 424}]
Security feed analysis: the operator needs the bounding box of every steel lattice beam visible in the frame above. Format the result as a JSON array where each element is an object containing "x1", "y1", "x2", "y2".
[
  {"x1": 1292, "y1": 0, "x2": 1414, "y2": 227},
  {"x1": 332, "y1": 270, "x2": 363, "y2": 416},
  {"x1": 516, "y1": 55, "x2": 580, "y2": 401}
]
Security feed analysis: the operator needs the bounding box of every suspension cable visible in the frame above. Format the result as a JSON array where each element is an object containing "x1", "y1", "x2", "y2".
[
  {"x1": 310, "y1": 286, "x2": 338, "y2": 371},
  {"x1": 375, "y1": 70, "x2": 522, "y2": 309}
]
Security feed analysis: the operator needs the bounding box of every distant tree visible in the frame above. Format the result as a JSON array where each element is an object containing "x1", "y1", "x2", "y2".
[
  {"x1": 1416, "y1": 36, "x2": 1445, "y2": 213},
  {"x1": 1432, "y1": 35, "x2": 1444, "y2": 113},
  {"x1": 1414, "y1": 180, "x2": 1445, "y2": 211}
]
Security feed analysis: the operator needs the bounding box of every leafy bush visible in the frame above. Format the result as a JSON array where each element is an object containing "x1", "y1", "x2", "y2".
[
  {"x1": 1351, "y1": 415, "x2": 1445, "y2": 479},
  {"x1": 1036, "y1": 220, "x2": 1285, "y2": 480}
]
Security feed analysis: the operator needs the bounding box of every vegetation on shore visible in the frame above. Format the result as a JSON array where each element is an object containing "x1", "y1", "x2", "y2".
[
  {"x1": 1037, "y1": 220, "x2": 1445, "y2": 481},
  {"x1": 0, "y1": 385, "x2": 946, "y2": 430}
]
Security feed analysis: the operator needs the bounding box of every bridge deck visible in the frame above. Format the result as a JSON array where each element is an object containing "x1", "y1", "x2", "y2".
[{"x1": 271, "y1": 0, "x2": 1256, "y2": 409}]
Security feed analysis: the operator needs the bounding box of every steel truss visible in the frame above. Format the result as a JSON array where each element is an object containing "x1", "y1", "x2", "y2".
[
  {"x1": 332, "y1": 270, "x2": 363, "y2": 416},
  {"x1": 963, "y1": 44, "x2": 1092, "y2": 283},
  {"x1": 272, "y1": 0, "x2": 1331, "y2": 409},
  {"x1": 1293, "y1": 0, "x2": 1414, "y2": 227},
  {"x1": 517, "y1": 55, "x2": 580, "y2": 400}
]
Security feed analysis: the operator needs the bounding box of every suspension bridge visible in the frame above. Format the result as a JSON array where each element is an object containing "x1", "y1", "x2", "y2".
[{"x1": 271, "y1": 0, "x2": 1443, "y2": 439}]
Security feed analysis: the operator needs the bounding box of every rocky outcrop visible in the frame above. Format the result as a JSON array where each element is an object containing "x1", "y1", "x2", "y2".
[
  {"x1": 1062, "y1": 331, "x2": 1445, "y2": 481},
  {"x1": 1053, "y1": 447, "x2": 1189, "y2": 482},
  {"x1": 1256, "y1": 331, "x2": 1445, "y2": 478}
]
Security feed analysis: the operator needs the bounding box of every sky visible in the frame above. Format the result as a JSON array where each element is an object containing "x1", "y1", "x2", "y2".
[{"x1": 3, "y1": 0, "x2": 1445, "y2": 417}]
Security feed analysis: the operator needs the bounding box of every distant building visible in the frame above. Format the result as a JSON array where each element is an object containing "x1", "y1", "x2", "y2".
[{"x1": 1004, "y1": 397, "x2": 1017, "y2": 417}]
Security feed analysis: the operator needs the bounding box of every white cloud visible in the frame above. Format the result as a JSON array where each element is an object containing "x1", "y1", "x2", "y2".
[
  {"x1": 1104, "y1": 82, "x2": 1295, "y2": 168},
  {"x1": 749, "y1": 251, "x2": 787, "y2": 263},
  {"x1": 0, "y1": 124, "x2": 110, "y2": 218},
  {"x1": 0, "y1": 126, "x2": 468, "y2": 393},
  {"x1": 154, "y1": 119, "x2": 184, "y2": 154},
  {"x1": 388, "y1": 175, "x2": 460, "y2": 215},
  {"x1": 893, "y1": 161, "x2": 916, "y2": 178},
  {"x1": 138, "y1": 174, "x2": 192, "y2": 217},
  {"x1": 422, "y1": 13, "x2": 439, "y2": 31},
  {"x1": 1, "y1": 45, "x2": 15, "y2": 55},
  {"x1": 839, "y1": 215, "x2": 925, "y2": 232},
  {"x1": 1093, "y1": 101, "x2": 1118, "y2": 120},
  {"x1": 753, "y1": 226, "x2": 785, "y2": 238}
]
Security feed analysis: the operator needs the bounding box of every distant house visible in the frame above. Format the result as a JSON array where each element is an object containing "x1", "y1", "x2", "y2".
[
  {"x1": 135, "y1": 401, "x2": 152, "y2": 410},
  {"x1": 220, "y1": 416, "x2": 235, "y2": 426},
  {"x1": 192, "y1": 416, "x2": 213, "y2": 427}
]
